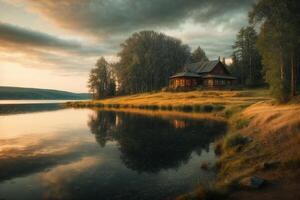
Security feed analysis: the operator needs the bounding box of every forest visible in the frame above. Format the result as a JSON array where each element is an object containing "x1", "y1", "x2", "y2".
[{"x1": 88, "y1": 0, "x2": 300, "y2": 103}]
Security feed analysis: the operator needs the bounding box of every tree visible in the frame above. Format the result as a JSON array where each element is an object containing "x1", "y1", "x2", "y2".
[
  {"x1": 190, "y1": 46, "x2": 209, "y2": 63},
  {"x1": 231, "y1": 26, "x2": 263, "y2": 86},
  {"x1": 249, "y1": 0, "x2": 300, "y2": 101},
  {"x1": 114, "y1": 31, "x2": 190, "y2": 94},
  {"x1": 88, "y1": 57, "x2": 116, "y2": 99}
]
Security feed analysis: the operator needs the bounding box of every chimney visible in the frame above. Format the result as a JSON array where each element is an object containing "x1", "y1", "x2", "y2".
[
  {"x1": 218, "y1": 56, "x2": 220, "y2": 61},
  {"x1": 222, "y1": 57, "x2": 226, "y2": 65}
]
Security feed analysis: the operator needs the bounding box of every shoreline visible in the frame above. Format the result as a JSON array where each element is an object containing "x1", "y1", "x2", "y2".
[
  {"x1": 65, "y1": 89, "x2": 270, "y2": 116},
  {"x1": 66, "y1": 89, "x2": 300, "y2": 200}
]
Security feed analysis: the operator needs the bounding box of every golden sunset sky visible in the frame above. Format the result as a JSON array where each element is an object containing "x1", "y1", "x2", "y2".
[{"x1": 0, "y1": 0, "x2": 254, "y2": 92}]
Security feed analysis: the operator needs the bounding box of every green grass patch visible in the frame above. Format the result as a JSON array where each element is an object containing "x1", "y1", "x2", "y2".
[{"x1": 235, "y1": 118, "x2": 251, "y2": 129}]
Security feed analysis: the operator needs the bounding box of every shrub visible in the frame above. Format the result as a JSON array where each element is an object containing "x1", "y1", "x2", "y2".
[
  {"x1": 138, "y1": 104, "x2": 146, "y2": 109},
  {"x1": 166, "y1": 105, "x2": 173, "y2": 110},
  {"x1": 96, "y1": 103, "x2": 104, "y2": 108},
  {"x1": 112, "y1": 104, "x2": 120, "y2": 108},
  {"x1": 193, "y1": 104, "x2": 202, "y2": 112},
  {"x1": 160, "y1": 105, "x2": 168, "y2": 110},
  {"x1": 180, "y1": 105, "x2": 193, "y2": 112},
  {"x1": 224, "y1": 133, "x2": 250, "y2": 149},
  {"x1": 147, "y1": 105, "x2": 159, "y2": 110},
  {"x1": 203, "y1": 105, "x2": 214, "y2": 112},
  {"x1": 213, "y1": 104, "x2": 225, "y2": 111},
  {"x1": 235, "y1": 118, "x2": 251, "y2": 129}
]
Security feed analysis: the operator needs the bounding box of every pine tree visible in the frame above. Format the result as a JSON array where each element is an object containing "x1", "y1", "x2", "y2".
[
  {"x1": 250, "y1": 0, "x2": 300, "y2": 101},
  {"x1": 232, "y1": 26, "x2": 263, "y2": 86},
  {"x1": 190, "y1": 46, "x2": 209, "y2": 63}
]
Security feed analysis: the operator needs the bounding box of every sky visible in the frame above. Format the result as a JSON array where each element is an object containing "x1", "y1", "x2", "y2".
[{"x1": 0, "y1": 0, "x2": 255, "y2": 93}]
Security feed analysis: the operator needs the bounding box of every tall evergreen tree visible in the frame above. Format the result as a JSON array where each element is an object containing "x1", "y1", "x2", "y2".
[
  {"x1": 190, "y1": 46, "x2": 209, "y2": 63},
  {"x1": 250, "y1": 0, "x2": 300, "y2": 101},
  {"x1": 231, "y1": 26, "x2": 263, "y2": 86}
]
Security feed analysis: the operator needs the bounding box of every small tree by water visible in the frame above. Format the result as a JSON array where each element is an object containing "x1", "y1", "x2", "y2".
[{"x1": 88, "y1": 57, "x2": 116, "y2": 99}]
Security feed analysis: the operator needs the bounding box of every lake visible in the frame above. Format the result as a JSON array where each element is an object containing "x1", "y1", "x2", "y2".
[
  {"x1": 0, "y1": 104, "x2": 227, "y2": 200},
  {"x1": 0, "y1": 100, "x2": 89, "y2": 104}
]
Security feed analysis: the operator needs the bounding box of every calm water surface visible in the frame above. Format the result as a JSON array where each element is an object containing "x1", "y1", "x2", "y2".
[
  {"x1": 0, "y1": 100, "x2": 89, "y2": 104},
  {"x1": 0, "y1": 105, "x2": 226, "y2": 200}
]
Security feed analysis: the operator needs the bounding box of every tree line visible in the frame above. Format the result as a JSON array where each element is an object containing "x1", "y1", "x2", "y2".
[
  {"x1": 88, "y1": 0, "x2": 300, "y2": 102},
  {"x1": 250, "y1": 0, "x2": 300, "y2": 102},
  {"x1": 88, "y1": 31, "x2": 208, "y2": 98},
  {"x1": 230, "y1": 0, "x2": 300, "y2": 102},
  {"x1": 230, "y1": 26, "x2": 263, "y2": 86}
]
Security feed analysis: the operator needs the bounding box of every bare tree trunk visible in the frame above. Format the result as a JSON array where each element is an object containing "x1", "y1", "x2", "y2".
[
  {"x1": 280, "y1": 51, "x2": 284, "y2": 80},
  {"x1": 249, "y1": 55, "x2": 252, "y2": 85},
  {"x1": 291, "y1": 53, "x2": 296, "y2": 97}
]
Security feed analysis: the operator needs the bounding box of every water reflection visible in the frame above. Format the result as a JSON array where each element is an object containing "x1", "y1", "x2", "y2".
[
  {"x1": 88, "y1": 110, "x2": 227, "y2": 173},
  {"x1": 0, "y1": 103, "x2": 63, "y2": 115},
  {"x1": 0, "y1": 108, "x2": 227, "y2": 200},
  {"x1": 40, "y1": 156, "x2": 101, "y2": 200},
  {"x1": 0, "y1": 134, "x2": 96, "y2": 182}
]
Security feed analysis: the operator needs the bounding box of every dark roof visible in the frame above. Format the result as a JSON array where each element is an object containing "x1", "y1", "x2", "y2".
[
  {"x1": 184, "y1": 60, "x2": 220, "y2": 74},
  {"x1": 170, "y1": 71, "x2": 201, "y2": 79},
  {"x1": 201, "y1": 74, "x2": 236, "y2": 80}
]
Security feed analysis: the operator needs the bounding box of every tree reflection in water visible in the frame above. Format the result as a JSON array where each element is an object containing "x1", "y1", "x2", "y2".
[{"x1": 88, "y1": 110, "x2": 227, "y2": 173}]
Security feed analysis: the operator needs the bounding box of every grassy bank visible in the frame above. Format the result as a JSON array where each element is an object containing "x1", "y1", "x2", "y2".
[
  {"x1": 214, "y1": 102, "x2": 300, "y2": 200},
  {"x1": 65, "y1": 89, "x2": 270, "y2": 114},
  {"x1": 179, "y1": 102, "x2": 300, "y2": 200}
]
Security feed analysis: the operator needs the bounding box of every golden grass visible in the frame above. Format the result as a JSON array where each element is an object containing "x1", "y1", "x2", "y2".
[
  {"x1": 67, "y1": 89, "x2": 271, "y2": 113},
  {"x1": 243, "y1": 103, "x2": 300, "y2": 162},
  {"x1": 89, "y1": 107, "x2": 226, "y2": 122},
  {"x1": 96, "y1": 90, "x2": 269, "y2": 105},
  {"x1": 217, "y1": 102, "x2": 300, "y2": 187}
]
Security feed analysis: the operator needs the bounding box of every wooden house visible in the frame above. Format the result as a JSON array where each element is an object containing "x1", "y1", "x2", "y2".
[{"x1": 169, "y1": 59, "x2": 236, "y2": 89}]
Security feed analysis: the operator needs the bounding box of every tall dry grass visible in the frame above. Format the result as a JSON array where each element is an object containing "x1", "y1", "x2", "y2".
[
  {"x1": 242, "y1": 103, "x2": 300, "y2": 162},
  {"x1": 217, "y1": 102, "x2": 300, "y2": 187}
]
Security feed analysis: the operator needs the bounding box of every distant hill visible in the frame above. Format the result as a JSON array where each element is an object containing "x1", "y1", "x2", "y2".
[{"x1": 0, "y1": 86, "x2": 91, "y2": 100}]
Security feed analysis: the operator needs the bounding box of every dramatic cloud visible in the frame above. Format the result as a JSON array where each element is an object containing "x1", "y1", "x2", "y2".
[
  {"x1": 22, "y1": 0, "x2": 254, "y2": 38},
  {"x1": 0, "y1": 0, "x2": 256, "y2": 91},
  {"x1": 0, "y1": 22, "x2": 117, "y2": 72},
  {"x1": 0, "y1": 22, "x2": 80, "y2": 49},
  {"x1": 0, "y1": 22, "x2": 115, "y2": 55}
]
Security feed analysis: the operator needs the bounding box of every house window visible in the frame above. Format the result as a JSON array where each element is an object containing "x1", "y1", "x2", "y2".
[
  {"x1": 192, "y1": 79, "x2": 197, "y2": 86},
  {"x1": 215, "y1": 79, "x2": 218, "y2": 85},
  {"x1": 175, "y1": 79, "x2": 180, "y2": 87},
  {"x1": 186, "y1": 79, "x2": 191, "y2": 86},
  {"x1": 180, "y1": 79, "x2": 184, "y2": 86}
]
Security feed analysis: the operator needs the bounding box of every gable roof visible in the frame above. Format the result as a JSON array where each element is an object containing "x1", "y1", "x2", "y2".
[
  {"x1": 184, "y1": 60, "x2": 221, "y2": 74},
  {"x1": 170, "y1": 71, "x2": 201, "y2": 79}
]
